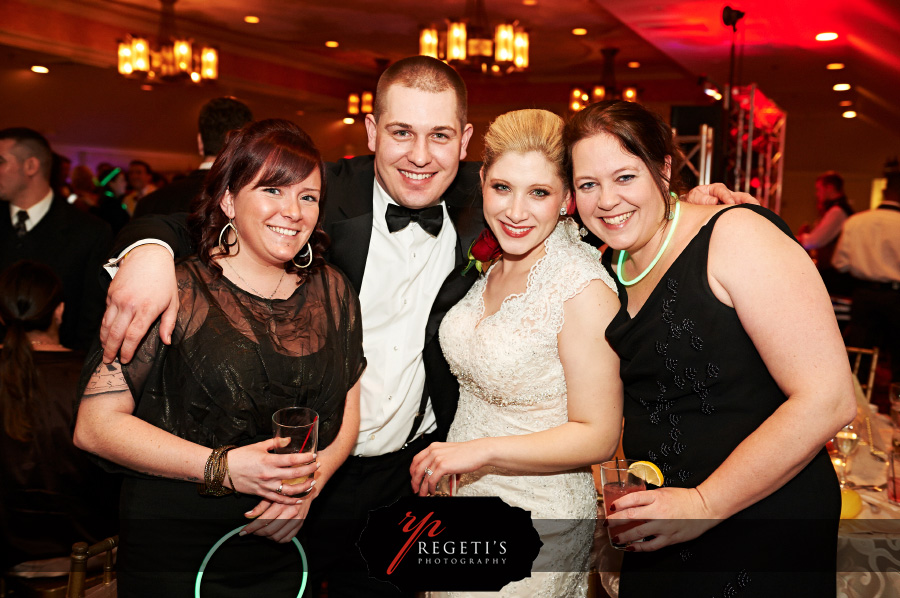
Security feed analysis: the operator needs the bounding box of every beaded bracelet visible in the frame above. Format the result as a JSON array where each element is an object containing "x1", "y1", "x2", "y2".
[{"x1": 199, "y1": 445, "x2": 237, "y2": 496}]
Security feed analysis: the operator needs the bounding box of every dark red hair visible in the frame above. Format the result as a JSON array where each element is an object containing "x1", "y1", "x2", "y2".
[{"x1": 188, "y1": 119, "x2": 329, "y2": 283}]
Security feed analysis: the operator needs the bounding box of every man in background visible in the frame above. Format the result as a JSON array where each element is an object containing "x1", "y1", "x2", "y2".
[
  {"x1": 798, "y1": 170, "x2": 855, "y2": 295},
  {"x1": 134, "y1": 97, "x2": 253, "y2": 217},
  {"x1": 122, "y1": 159, "x2": 157, "y2": 215},
  {"x1": 833, "y1": 171, "x2": 900, "y2": 381},
  {"x1": 0, "y1": 127, "x2": 111, "y2": 349}
]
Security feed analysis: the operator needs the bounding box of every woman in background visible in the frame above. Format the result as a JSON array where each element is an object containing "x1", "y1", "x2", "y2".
[{"x1": 0, "y1": 260, "x2": 118, "y2": 570}]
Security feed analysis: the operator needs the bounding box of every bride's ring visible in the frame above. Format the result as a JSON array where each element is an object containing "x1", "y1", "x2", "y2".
[
  {"x1": 425, "y1": 468, "x2": 434, "y2": 477},
  {"x1": 276, "y1": 483, "x2": 284, "y2": 495}
]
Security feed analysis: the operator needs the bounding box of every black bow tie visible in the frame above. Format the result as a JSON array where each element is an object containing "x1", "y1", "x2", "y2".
[{"x1": 385, "y1": 204, "x2": 444, "y2": 237}]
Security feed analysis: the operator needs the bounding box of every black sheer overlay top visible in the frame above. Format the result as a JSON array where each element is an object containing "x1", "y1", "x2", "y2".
[{"x1": 81, "y1": 257, "x2": 365, "y2": 473}]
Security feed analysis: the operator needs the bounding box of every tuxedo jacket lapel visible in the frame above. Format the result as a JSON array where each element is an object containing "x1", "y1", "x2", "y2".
[
  {"x1": 323, "y1": 158, "x2": 376, "y2": 294},
  {"x1": 424, "y1": 165, "x2": 484, "y2": 346}
]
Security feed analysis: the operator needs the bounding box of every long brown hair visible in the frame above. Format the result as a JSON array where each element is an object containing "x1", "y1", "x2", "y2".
[
  {"x1": 188, "y1": 119, "x2": 329, "y2": 284},
  {"x1": 0, "y1": 260, "x2": 63, "y2": 441},
  {"x1": 564, "y1": 100, "x2": 685, "y2": 221}
]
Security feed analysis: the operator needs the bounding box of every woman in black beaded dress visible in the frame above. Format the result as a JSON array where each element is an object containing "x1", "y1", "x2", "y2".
[
  {"x1": 566, "y1": 101, "x2": 856, "y2": 597},
  {"x1": 74, "y1": 120, "x2": 365, "y2": 597}
]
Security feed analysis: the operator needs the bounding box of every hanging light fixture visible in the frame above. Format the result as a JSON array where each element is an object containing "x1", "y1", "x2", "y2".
[
  {"x1": 344, "y1": 91, "x2": 374, "y2": 124},
  {"x1": 419, "y1": 0, "x2": 529, "y2": 75},
  {"x1": 569, "y1": 48, "x2": 640, "y2": 111},
  {"x1": 117, "y1": 0, "x2": 217, "y2": 84}
]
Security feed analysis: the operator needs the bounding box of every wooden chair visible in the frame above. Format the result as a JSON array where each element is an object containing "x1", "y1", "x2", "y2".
[
  {"x1": 66, "y1": 537, "x2": 117, "y2": 598},
  {"x1": 847, "y1": 346, "x2": 879, "y2": 403}
]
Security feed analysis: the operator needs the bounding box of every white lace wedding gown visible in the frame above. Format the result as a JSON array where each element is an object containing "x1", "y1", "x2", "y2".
[{"x1": 435, "y1": 219, "x2": 617, "y2": 598}]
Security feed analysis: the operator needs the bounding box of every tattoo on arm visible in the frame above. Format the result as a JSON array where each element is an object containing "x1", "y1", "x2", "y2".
[{"x1": 83, "y1": 360, "x2": 130, "y2": 397}]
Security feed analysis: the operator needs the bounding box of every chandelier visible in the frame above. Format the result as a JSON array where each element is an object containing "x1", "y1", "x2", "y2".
[
  {"x1": 419, "y1": 0, "x2": 529, "y2": 75},
  {"x1": 117, "y1": 0, "x2": 218, "y2": 84},
  {"x1": 569, "y1": 48, "x2": 637, "y2": 111}
]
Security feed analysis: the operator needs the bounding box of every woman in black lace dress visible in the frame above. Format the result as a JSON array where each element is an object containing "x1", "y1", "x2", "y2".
[
  {"x1": 74, "y1": 120, "x2": 365, "y2": 597},
  {"x1": 566, "y1": 101, "x2": 856, "y2": 596}
]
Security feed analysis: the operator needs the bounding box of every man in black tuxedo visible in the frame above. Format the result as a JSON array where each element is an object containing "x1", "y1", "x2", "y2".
[
  {"x1": 0, "y1": 127, "x2": 111, "y2": 350},
  {"x1": 133, "y1": 97, "x2": 253, "y2": 218}
]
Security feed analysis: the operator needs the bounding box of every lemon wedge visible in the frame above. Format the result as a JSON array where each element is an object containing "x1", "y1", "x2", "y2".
[
  {"x1": 628, "y1": 461, "x2": 664, "y2": 487},
  {"x1": 840, "y1": 488, "x2": 862, "y2": 519}
]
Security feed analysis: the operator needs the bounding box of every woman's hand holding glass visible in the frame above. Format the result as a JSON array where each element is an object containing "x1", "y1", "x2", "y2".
[
  {"x1": 604, "y1": 486, "x2": 718, "y2": 552},
  {"x1": 225, "y1": 438, "x2": 318, "y2": 503}
]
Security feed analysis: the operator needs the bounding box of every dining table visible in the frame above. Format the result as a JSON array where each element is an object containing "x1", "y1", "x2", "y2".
[{"x1": 836, "y1": 412, "x2": 900, "y2": 598}]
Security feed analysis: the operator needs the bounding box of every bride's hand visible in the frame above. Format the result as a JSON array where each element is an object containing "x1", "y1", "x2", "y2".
[{"x1": 410, "y1": 440, "x2": 490, "y2": 496}]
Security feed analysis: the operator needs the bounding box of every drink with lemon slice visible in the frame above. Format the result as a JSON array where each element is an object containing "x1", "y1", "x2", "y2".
[{"x1": 600, "y1": 459, "x2": 664, "y2": 549}]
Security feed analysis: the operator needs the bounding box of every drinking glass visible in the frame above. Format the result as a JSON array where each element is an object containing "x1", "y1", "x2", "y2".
[
  {"x1": 434, "y1": 474, "x2": 457, "y2": 497},
  {"x1": 890, "y1": 384, "x2": 900, "y2": 451},
  {"x1": 833, "y1": 422, "x2": 860, "y2": 488},
  {"x1": 272, "y1": 407, "x2": 318, "y2": 496},
  {"x1": 889, "y1": 451, "x2": 900, "y2": 505},
  {"x1": 599, "y1": 459, "x2": 647, "y2": 550}
]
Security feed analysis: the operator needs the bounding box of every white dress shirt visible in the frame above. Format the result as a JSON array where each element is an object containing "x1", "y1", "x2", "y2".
[
  {"x1": 355, "y1": 180, "x2": 457, "y2": 456},
  {"x1": 832, "y1": 202, "x2": 900, "y2": 282},
  {"x1": 9, "y1": 189, "x2": 53, "y2": 232}
]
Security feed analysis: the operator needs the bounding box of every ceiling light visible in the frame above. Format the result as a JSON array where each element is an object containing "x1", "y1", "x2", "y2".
[
  {"x1": 325, "y1": 41, "x2": 339, "y2": 48},
  {"x1": 117, "y1": 0, "x2": 217, "y2": 84},
  {"x1": 816, "y1": 32, "x2": 839, "y2": 41},
  {"x1": 842, "y1": 110, "x2": 857, "y2": 119},
  {"x1": 839, "y1": 100, "x2": 853, "y2": 107},
  {"x1": 522, "y1": 0, "x2": 537, "y2": 4},
  {"x1": 833, "y1": 83, "x2": 851, "y2": 91},
  {"x1": 826, "y1": 63, "x2": 844, "y2": 70},
  {"x1": 572, "y1": 28, "x2": 587, "y2": 36},
  {"x1": 419, "y1": 1, "x2": 529, "y2": 75},
  {"x1": 627, "y1": 61, "x2": 640, "y2": 69},
  {"x1": 31, "y1": 65, "x2": 49, "y2": 74},
  {"x1": 569, "y1": 47, "x2": 643, "y2": 108},
  {"x1": 342, "y1": 117, "x2": 355, "y2": 125},
  {"x1": 244, "y1": 16, "x2": 260, "y2": 24}
]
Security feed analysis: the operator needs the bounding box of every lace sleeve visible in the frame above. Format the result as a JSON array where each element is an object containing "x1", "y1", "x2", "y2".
[{"x1": 539, "y1": 221, "x2": 617, "y2": 334}]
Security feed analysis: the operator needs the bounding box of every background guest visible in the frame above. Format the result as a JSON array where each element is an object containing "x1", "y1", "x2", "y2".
[
  {"x1": 68, "y1": 164, "x2": 99, "y2": 212},
  {"x1": 0, "y1": 127, "x2": 111, "y2": 350},
  {"x1": 833, "y1": 170, "x2": 900, "y2": 382},
  {"x1": 134, "y1": 97, "x2": 253, "y2": 217},
  {"x1": 797, "y1": 170, "x2": 855, "y2": 295},
  {"x1": 94, "y1": 164, "x2": 130, "y2": 235},
  {"x1": 0, "y1": 260, "x2": 118, "y2": 570},
  {"x1": 122, "y1": 159, "x2": 156, "y2": 214}
]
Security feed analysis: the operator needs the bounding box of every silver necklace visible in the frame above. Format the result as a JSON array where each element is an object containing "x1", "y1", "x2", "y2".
[{"x1": 224, "y1": 260, "x2": 286, "y2": 299}]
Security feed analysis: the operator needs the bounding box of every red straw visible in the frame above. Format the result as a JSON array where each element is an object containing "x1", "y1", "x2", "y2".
[{"x1": 299, "y1": 416, "x2": 318, "y2": 453}]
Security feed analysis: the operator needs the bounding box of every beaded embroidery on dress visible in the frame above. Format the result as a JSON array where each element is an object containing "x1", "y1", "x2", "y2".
[{"x1": 434, "y1": 219, "x2": 616, "y2": 598}]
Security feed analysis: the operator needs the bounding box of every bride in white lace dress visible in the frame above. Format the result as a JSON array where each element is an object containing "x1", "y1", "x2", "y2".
[{"x1": 411, "y1": 109, "x2": 623, "y2": 597}]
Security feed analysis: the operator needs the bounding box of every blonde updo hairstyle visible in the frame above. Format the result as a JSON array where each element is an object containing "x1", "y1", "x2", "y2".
[{"x1": 482, "y1": 109, "x2": 568, "y2": 192}]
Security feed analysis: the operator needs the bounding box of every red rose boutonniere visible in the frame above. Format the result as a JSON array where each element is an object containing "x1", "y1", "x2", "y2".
[{"x1": 462, "y1": 228, "x2": 502, "y2": 276}]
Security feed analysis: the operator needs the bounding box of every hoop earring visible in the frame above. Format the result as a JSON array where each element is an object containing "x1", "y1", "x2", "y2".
[
  {"x1": 292, "y1": 243, "x2": 313, "y2": 269},
  {"x1": 218, "y1": 219, "x2": 239, "y2": 253}
]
